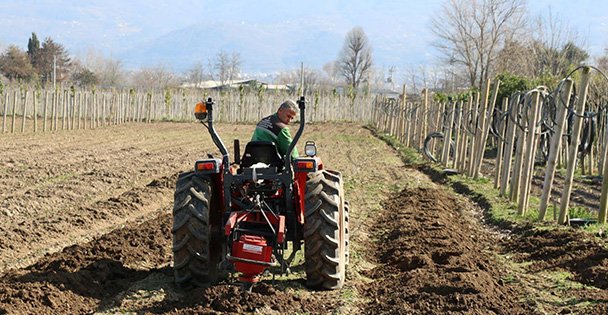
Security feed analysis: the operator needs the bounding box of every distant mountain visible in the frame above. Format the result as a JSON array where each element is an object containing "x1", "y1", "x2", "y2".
[{"x1": 117, "y1": 20, "x2": 345, "y2": 74}]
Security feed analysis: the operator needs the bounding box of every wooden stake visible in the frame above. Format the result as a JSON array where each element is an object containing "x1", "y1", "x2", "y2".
[
  {"x1": 510, "y1": 99, "x2": 527, "y2": 203},
  {"x1": 452, "y1": 102, "x2": 464, "y2": 169},
  {"x1": 21, "y1": 90, "x2": 27, "y2": 133},
  {"x1": 467, "y1": 93, "x2": 480, "y2": 176},
  {"x1": 474, "y1": 79, "x2": 500, "y2": 178},
  {"x1": 538, "y1": 78, "x2": 574, "y2": 220},
  {"x1": 518, "y1": 90, "x2": 541, "y2": 216},
  {"x1": 442, "y1": 101, "x2": 457, "y2": 166},
  {"x1": 2, "y1": 92, "x2": 8, "y2": 133},
  {"x1": 558, "y1": 66, "x2": 592, "y2": 225},
  {"x1": 11, "y1": 90, "x2": 17, "y2": 133},
  {"x1": 494, "y1": 97, "x2": 508, "y2": 189},
  {"x1": 43, "y1": 91, "x2": 48, "y2": 132},
  {"x1": 33, "y1": 91, "x2": 38, "y2": 133},
  {"x1": 500, "y1": 94, "x2": 521, "y2": 197}
]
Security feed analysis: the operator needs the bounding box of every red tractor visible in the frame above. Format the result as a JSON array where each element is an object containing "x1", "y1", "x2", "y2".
[{"x1": 172, "y1": 96, "x2": 348, "y2": 290}]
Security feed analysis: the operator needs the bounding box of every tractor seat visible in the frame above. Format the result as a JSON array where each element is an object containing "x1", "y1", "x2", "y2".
[{"x1": 240, "y1": 141, "x2": 283, "y2": 170}]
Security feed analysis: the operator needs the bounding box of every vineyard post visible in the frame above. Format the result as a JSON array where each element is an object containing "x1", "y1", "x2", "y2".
[
  {"x1": 53, "y1": 90, "x2": 58, "y2": 131},
  {"x1": 120, "y1": 91, "x2": 123, "y2": 124},
  {"x1": 588, "y1": 120, "x2": 594, "y2": 176},
  {"x1": 147, "y1": 93, "x2": 152, "y2": 123},
  {"x1": 11, "y1": 90, "x2": 17, "y2": 133},
  {"x1": 500, "y1": 94, "x2": 520, "y2": 197},
  {"x1": 494, "y1": 97, "x2": 508, "y2": 189},
  {"x1": 376, "y1": 96, "x2": 384, "y2": 132},
  {"x1": 1, "y1": 92, "x2": 7, "y2": 133},
  {"x1": 138, "y1": 93, "x2": 143, "y2": 122},
  {"x1": 600, "y1": 136, "x2": 608, "y2": 223},
  {"x1": 101, "y1": 92, "x2": 105, "y2": 127},
  {"x1": 71, "y1": 90, "x2": 76, "y2": 130},
  {"x1": 389, "y1": 98, "x2": 395, "y2": 135},
  {"x1": 89, "y1": 90, "x2": 99, "y2": 129},
  {"x1": 399, "y1": 104, "x2": 406, "y2": 143},
  {"x1": 51, "y1": 91, "x2": 56, "y2": 131},
  {"x1": 474, "y1": 79, "x2": 500, "y2": 179},
  {"x1": 405, "y1": 102, "x2": 412, "y2": 147},
  {"x1": 83, "y1": 92, "x2": 88, "y2": 130},
  {"x1": 509, "y1": 96, "x2": 528, "y2": 203},
  {"x1": 452, "y1": 101, "x2": 463, "y2": 169},
  {"x1": 388, "y1": 98, "x2": 396, "y2": 137},
  {"x1": 33, "y1": 90, "x2": 38, "y2": 133},
  {"x1": 77, "y1": 92, "x2": 82, "y2": 130},
  {"x1": 459, "y1": 97, "x2": 473, "y2": 171},
  {"x1": 558, "y1": 66, "x2": 592, "y2": 225},
  {"x1": 470, "y1": 84, "x2": 489, "y2": 177},
  {"x1": 538, "y1": 78, "x2": 574, "y2": 220},
  {"x1": 409, "y1": 105, "x2": 417, "y2": 148},
  {"x1": 400, "y1": 84, "x2": 407, "y2": 142},
  {"x1": 421, "y1": 89, "x2": 429, "y2": 150},
  {"x1": 62, "y1": 90, "x2": 67, "y2": 130},
  {"x1": 121, "y1": 92, "x2": 125, "y2": 124},
  {"x1": 384, "y1": 98, "x2": 391, "y2": 134},
  {"x1": 434, "y1": 102, "x2": 446, "y2": 159},
  {"x1": 517, "y1": 90, "x2": 541, "y2": 216},
  {"x1": 43, "y1": 91, "x2": 48, "y2": 132},
  {"x1": 442, "y1": 100, "x2": 456, "y2": 166},
  {"x1": 114, "y1": 92, "x2": 118, "y2": 124},
  {"x1": 467, "y1": 93, "x2": 480, "y2": 176},
  {"x1": 21, "y1": 90, "x2": 28, "y2": 133},
  {"x1": 373, "y1": 97, "x2": 380, "y2": 130},
  {"x1": 600, "y1": 110, "x2": 608, "y2": 175},
  {"x1": 396, "y1": 103, "x2": 403, "y2": 142}
]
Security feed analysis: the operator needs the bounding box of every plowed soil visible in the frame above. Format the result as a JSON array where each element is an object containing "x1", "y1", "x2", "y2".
[{"x1": 0, "y1": 122, "x2": 607, "y2": 314}]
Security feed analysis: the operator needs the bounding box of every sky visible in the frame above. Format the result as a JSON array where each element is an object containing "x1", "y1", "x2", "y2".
[{"x1": 0, "y1": 0, "x2": 606, "y2": 80}]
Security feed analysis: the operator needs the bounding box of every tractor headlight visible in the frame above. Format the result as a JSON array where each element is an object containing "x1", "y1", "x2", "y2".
[{"x1": 304, "y1": 141, "x2": 316, "y2": 157}]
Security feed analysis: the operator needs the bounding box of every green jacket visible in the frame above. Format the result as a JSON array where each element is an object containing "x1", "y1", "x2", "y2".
[{"x1": 251, "y1": 114, "x2": 299, "y2": 159}]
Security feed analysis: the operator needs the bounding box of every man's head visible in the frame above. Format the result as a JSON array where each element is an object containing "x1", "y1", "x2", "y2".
[{"x1": 277, "y1": 100, "x2": 297, "y2": 124}]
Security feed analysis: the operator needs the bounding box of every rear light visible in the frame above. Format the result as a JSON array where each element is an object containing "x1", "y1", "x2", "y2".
[
  {"x1": 197, "y1": 162, "x2": 215, "y2": 171},
  {"x1": 194, "y1": 158, "x2": 221, "y2": 174},
  {"x1": 294, "y1": 158, "x2": 319, "y2": 172},
  {"x1": 297, "y1": 161, "x2": 314, "y2": 170}
]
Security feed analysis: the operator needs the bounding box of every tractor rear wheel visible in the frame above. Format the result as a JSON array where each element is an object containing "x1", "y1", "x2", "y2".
[
  {"x1": 172, "y1": 172, "x2": 222, "y2": 288},
  {"x1": 304, "y1": 169, "x2": 347, "y2": 290},
  {"x1": 345, "y1": 200, "x2": 350, "y2": 266}
]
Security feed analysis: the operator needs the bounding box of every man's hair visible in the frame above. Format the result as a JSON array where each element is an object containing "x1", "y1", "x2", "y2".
[{"x1": 279, "y1": 99, "x2": 298, "y2": 112}]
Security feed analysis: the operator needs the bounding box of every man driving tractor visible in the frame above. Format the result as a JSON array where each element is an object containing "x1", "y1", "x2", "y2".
[{"x1": 251, "y1": 100, "x2": 299, "y2": 159}]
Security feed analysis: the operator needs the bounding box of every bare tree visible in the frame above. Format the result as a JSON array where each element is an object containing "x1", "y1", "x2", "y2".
[
  {"x1": 275, "y1": 67, "x2": 321, "y2": 93},
  {"x1": 431, "y1": 0, "x2": 525, "y2": 89},
  {"x1": 185, "y1": 61, "x2": 207, "y2": 86},
  {"x1": 323, "y1": 61, "x2": 340, "y2": 85},
  {"x1": 82, "y1": 49, "x2": 124, "y2": 86},
  {"x1": 495, "y1": 9, "x2": 588, "y2": 78},
  {"x1": 229, "y1": 52, "x2": 241, "y2": 82},
  {"x1": 211, "y1": 50, "x2": 241, "y2": 87},
  {"x1": 337, "y1": 27, "x2": 373, "y2": 89},
  {"x1": 529, "y1": 10, "x2": 588, "y2": 77},
  {"x1": 130, "y1": 64, "x2": 178, "y2": 89}
]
